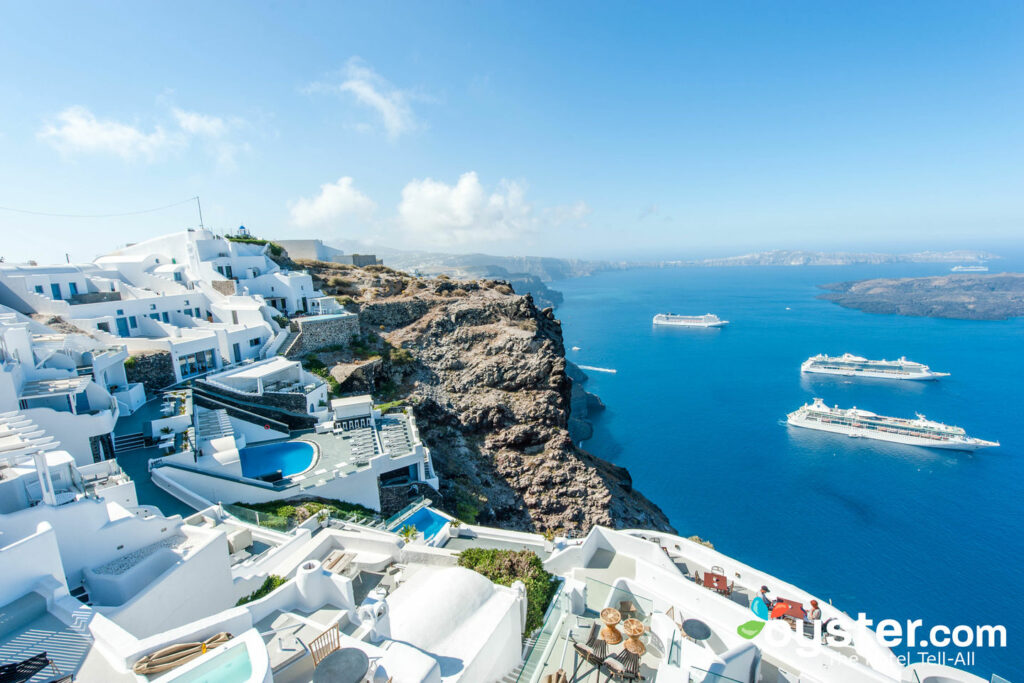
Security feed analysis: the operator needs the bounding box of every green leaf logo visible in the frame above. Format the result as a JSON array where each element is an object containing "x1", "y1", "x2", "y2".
[{"x1": 736, "y1": 620, "x2": 765, "y2": 639}]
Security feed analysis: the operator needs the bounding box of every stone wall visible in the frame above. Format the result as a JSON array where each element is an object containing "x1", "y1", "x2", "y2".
[
  {"x1": 211, "y1": 280, "x2": 236, "y2": 296},
  {"x1": 357, "y1": 300, "x2": 430, "y2": 331},
  {"x1": 285, "y1": 314, "x2": 360, "y2": 357},
  {"x1": 125, "y1": 351, "x2": 176, "y2": 393}
]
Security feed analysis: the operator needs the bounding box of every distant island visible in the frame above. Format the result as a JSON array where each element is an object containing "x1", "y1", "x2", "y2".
[
  {"x1": 371, "y1": 245, "x2": 997, "y2": 283},
  {"x1": 819, "y1": 273, "x2": 1024, "y2": 320},
  {"x1": 669, "y1": 249, "x2": 997, "y2": 268}
]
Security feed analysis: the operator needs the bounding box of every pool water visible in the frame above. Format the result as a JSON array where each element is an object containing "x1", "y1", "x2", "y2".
[
  {"x1": 239, "y1": 441, "x2": 315, "y2": 479},
  {"x1": 404, "y1": 507, "x2": 449, "y2": 540},
  {"x1": 170, "y1": 642, "x2": 252, "y2": 683}
]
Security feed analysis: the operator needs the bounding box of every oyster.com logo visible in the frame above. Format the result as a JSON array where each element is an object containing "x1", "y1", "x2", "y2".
[{"x1": 736, "y1": 591, "x2": 790, "y2": 639}]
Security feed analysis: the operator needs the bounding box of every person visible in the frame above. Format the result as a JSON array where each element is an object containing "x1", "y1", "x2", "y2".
[
  {"x1": 808, "y1": 599, "x2": 822, "y2": 621},
  {"x1": 758, "y1": 585, "x2": 775, "y2": 608}
]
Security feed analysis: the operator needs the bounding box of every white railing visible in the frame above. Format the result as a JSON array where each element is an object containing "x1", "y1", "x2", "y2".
[{"x1": 260, "y1": 328, "x2": 290, "y2": 358}]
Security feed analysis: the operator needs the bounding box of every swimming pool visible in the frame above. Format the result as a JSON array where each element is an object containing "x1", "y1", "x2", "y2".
[
  {"x1": 239, "y1": 441, "x2": 315, "y2": 479},
  {"x1": 168, "y1": 641, "x2": 252, "y2": 683},
  {"x1": 403, "y1": 507, "x2": 450, "y2": 540}
]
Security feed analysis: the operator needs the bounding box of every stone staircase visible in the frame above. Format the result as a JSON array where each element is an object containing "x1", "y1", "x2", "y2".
[
  {"x1": 499, "y1": 632, "x2": 549, "y2": 683},
  {"x1": 113, "y1": 432, "x2": 146, "y2": 453}
]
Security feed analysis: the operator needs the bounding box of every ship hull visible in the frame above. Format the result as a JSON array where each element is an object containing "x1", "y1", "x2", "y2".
[
  {"x1": 786, "y1": 416, "x2": 995, "y2": 451},
  {"x1": 653, "y1": 320, "x2": 728, "y2": 328},
  {"x1": 801, "y1": 365, "x2": 947, "y2": 381}
]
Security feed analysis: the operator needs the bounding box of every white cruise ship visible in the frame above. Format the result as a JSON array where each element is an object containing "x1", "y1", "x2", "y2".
[
  {"x1": 652, "y1": 312, "x2": 728, "y2": 327},
  {"x1": 787, "y1": 398, "x2": 998, "y2": 451},
  {"x1": 801, "y1": 353, "x2": 949, "y2": 380},
  {"x1": 951, "y1": 264, "x2": 988, "y2": 272}
]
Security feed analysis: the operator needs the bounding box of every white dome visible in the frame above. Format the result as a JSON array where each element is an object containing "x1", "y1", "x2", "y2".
[{"x1": 387, "y1": 566, "x2": 496, "y2": 651}]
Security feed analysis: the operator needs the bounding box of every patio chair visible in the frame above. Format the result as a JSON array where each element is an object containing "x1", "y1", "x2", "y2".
[
  {"x1": 570, "y1": 625, "x2": 607, "y2": 681},
  {"x1": 0, "y1": 652, "x2": 61, "y2": 683},
  {"x1": 602, "y1": 649, "x2": 643, "y2": 682},
  {"x1": 711, "y1": 565, "x2": 724, "y2": 575},
  {"x1": 309, "y1": 623, "x2": 341, "y2": 667}
]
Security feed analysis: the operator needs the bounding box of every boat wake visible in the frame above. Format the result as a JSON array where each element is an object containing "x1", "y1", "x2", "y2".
[{"x1": 578, "y1": 365, "x2": 617, "y2": 374}]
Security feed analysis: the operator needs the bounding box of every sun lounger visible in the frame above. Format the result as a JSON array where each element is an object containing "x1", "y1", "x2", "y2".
[{"x1": 0, "y1": 652, "x2": 61, "y2": 683}]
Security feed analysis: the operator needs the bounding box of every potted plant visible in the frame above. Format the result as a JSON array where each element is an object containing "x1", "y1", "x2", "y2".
[
  {"x1": 448, "y1": 518, "x2": 463, "y2": 537},
  {"x1": 398, "y1": 524, "x2": 418, "y2": 543},
  {"x1": 160, "y1": 426, "x2": 172, "y2": 435},
  {"x1": 316, "y1": 510, "x2": 329, "y2": 527}
]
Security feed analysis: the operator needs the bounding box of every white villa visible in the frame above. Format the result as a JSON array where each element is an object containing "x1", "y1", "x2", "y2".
[
  {"x1": 0, "y1": 229, "x2": 345, "y2": 385},
  {"x1": 149, "y1": 392, "x2": 439, "y2": 513}
]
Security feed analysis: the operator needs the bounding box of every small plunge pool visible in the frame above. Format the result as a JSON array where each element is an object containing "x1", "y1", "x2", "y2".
[
  {"x1": 239, "y1": 441, "x2": 315, "y2": 479},
  {"x1": 403, "y1": 507, "x2": 450, "y2": 540}
]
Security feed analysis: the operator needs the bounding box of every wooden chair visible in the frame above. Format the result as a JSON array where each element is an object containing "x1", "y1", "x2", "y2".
[
  {"x1": 309, "y1": 624, "x2": 341, "y2": 668},
  {"x1": 0, "y1": 652, "x2": 61, "y2": 683},
  {"x1": 602, "y1": 649, "x2": 643, "y2": 682},
  {"x1": 570, "y1": 625, "x2": 607, "y2": 682}
]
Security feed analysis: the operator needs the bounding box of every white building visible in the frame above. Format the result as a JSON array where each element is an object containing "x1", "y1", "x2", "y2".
[
  {"x1": 148, "y1": 395, "x2": 439, "y2": 513},
  {"x1": 0, "y1": 308, "x2": 136, "y2": 465}
]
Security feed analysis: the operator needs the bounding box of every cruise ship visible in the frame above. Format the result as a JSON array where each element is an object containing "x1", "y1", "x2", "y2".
[
  {"x1": 801, "y1": 353, "x2": 949, "y2": 380},
  {"x1": 787, "y1": 398, "x2": 998, "y2": 451},
  {"x1": 951, "y1": 264, "x2": 988, "y2": 272},
  {"x1": 652, "y1": 312, "x2": 728, "y2": 327}
]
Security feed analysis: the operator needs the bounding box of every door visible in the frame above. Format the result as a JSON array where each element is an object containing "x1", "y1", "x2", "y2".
[
  {"x1": 232, "y1": 343, "x2": 242, "y2": 363},
  {"x1": 115, "y1": 317, "x2": 130, "y2": 337},
  {"x1": 50, "y1": 283, "x2": 61, "y2": 299}
]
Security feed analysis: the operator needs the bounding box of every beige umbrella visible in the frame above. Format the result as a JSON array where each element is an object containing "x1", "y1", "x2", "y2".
[{"x1": 132, "y1": 632, "x2": 233, "y2": 676}]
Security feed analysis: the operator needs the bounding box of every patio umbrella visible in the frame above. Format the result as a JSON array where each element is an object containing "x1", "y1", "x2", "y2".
[{"x1": 132, "y1": 632, "x2": 232, "y2": 676}]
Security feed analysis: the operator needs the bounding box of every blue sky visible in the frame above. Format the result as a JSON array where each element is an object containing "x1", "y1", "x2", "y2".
[{"x1": 1, "y1": 1, "x2": 1021, "y2": 263}]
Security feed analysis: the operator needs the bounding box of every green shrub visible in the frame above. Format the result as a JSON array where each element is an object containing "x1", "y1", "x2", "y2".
[
  {"x1": 388, "y1": 347, "x2": 414, "y2": 365},
  {"x1": 236, "y1": 575, "x2": 287, "y2": 605},
  {"x1": 457, "y1": 549, "x2": 559, "y2": 634},
  {"x1": 124, "y1": 355, "x2": 137, "y2": 369}
]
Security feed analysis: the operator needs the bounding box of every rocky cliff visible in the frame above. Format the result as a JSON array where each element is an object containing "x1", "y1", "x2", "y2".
[{"x1": 292, "y1": 259, "x2": 674, "y2": 534}]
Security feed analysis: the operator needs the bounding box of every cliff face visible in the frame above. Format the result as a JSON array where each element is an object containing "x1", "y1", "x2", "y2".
[{"x1": 294, "y1": 259, "x2": 674, "y2": 534}]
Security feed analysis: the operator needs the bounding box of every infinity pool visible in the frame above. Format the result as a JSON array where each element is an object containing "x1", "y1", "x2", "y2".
[
  {"x1": 404, "y1": 507, "x2": 450, "y2": 540},
  {"x1": 239, "y1": 441, "x2": 315, "y2": 479}
]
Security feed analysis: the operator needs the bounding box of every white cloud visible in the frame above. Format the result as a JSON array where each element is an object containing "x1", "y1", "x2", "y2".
[
  {"x1": 172, "y1": 108, "x2": 227, "y2": 137},
  {"x1": 307, "y1": 58, "x2": 417, "y2": 140},
  {"x1": 289, "y1": 177, "x2": 377, "y2": 228},
  {"x1": 39, "y1": 105, "x2": 249, "y2": 169},
  {"x1": 399, "y1": 172, "x2": 587, "y2": 245},
  {"x1": 38, "y1": 106, "x2": 177, "y2": 161}
]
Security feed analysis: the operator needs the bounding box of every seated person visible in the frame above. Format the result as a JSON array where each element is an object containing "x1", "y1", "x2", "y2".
[{"x1": 758, "y1": 585, "x2": 775, "y2": 609}]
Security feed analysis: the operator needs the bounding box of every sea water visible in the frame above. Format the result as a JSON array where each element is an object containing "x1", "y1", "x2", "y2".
[{"x1": 555, "y1": 262, "x2": 1024, "y2": 679}]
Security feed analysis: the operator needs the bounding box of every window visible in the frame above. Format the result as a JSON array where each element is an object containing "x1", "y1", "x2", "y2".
[
  {"x1": 249, "y1": 337, "x2": 261, "y2": 347},
  {"x1": 34, "y1": 285, "x2": 43, "y2": 294},
  {"x1": 68, "y1": 282, "x2": 79, "y2": 296},
  {"x1": 173, "y1": 272, "x2": 182, "y2": 282},
  {"x1": 161, "y1": 312, "x2": 169, "y2": 323},
  {"x1": 97, "y1": 322, "x2": 110, "y2": 333},
  {"x1": 194, "y1": 308, "x2": 200, "y2": 317},
  {"x1": 184, "y1": 300, "x2": 189, "y2": 305},
  {"x1": 129, "y1": 316, "x2": 138, "y2": 328},
  {"x1": 116, "y1": 309, "x2": 124, "y2": 315},
  {"x1": 231, "y1": 311, "x2": 239, "y2": 325},
  {"x1": 150, "y1": 303, "x2": 156, "y2": 310},
  {"x1": 150, "y1": 313, "x2": 159, "y2": 320}
]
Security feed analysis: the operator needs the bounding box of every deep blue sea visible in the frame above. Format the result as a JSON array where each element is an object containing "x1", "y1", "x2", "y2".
[{"x1": 554, "y1": 263, "x2": 1024, "y2": 680}]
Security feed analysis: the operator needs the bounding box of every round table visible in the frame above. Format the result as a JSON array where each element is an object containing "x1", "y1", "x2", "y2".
[
  {"x1": 682, "y1": 618, "x2": 712, "y2": 642},
  {"x1": 599, "y1": 607, "x2": 623, "y2": 645},
  {"x1": 313, "y1": 647, "x2": 370, "y2": 683},
  {"x1": 621, "y1": 618, "x2": 646, "y2": 655}
]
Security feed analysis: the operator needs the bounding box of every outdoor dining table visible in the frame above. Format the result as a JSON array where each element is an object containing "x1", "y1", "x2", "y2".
[
  {"x1": 599, "y1": 607, "x2": 623, "y2": 645},
  {"x1": 312, "y1": 647, "x2": 369, "y2": 683},
  {"x1": 682, "y1": 618, "x2": 712, "y2": 642},
  {"x1": 621, "y1": 618, "x2": 646, "y2": 655},
  {"x1": 774, "y1": 598, "x2": 807, "y2": 620},
  {"x1": 702, "y1": 572, "x2": 729, "y2": 594}
]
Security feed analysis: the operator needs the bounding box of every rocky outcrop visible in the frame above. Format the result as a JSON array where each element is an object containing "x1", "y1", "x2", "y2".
[
  {"x1": 566, "y1": 362, "x2": 605, "y2": 443},
  {"x1": 819, "y1": 273, "x2": 1024, "y2": 320},
  {"x1": 298, "y1": 261, "x2": 674, "y2": 535},
  {"x1": 125, "y1": 351, "x2": 176, "y2": 394}
]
